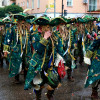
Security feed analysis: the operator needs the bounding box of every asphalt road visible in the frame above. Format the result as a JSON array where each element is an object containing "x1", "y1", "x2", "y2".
[{"x1": 0, "y1": 60, "x2": 100, "y2": 100}]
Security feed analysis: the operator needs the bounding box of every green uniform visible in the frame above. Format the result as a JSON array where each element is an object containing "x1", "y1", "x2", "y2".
[
  {"x1": 24, "y1": 30, "x2": 64, "y2": 90},
  {"x1": 85, "y1": 39, "x2": 100, "y2": 88},
  {"x1": 4, "y1": 24, "x2": 32, "y2": 77}
]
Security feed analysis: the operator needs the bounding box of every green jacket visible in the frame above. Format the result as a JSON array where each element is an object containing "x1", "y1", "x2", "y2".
[
  {"x1": 24, "y1": 31, "x2": 64, "y2": 90},
  {"x1": 4, "y1": 25, "x2": 32, "y2": 77},
  {"x1": 85, "y1": 39, "x2": 100, "y2": 88}
]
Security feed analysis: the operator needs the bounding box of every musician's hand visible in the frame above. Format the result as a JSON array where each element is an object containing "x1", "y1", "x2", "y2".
[{"x1": 65, "y1": 66, "x2": 69, "y2": 70}]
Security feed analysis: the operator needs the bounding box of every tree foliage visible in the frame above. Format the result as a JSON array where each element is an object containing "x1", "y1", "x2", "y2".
[
  {"x1": 5, "y1": 5, "x2": 23, "y2": 14},
  {"x1": 0, "y1": 5, "x2": 23, "y2": 18},
  {"x1": 0, "y1": 7, "x2": 5, "y2": 18}
]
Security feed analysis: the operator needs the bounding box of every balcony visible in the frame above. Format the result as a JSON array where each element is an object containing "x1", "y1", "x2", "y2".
[{"x1": 87, "y1": 10, "x2": 100, "y2": 14}]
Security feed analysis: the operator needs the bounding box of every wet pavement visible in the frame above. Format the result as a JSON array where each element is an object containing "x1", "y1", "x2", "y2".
[{"x1": 0, "y1": 60, "x2": 100, "y2": 100}]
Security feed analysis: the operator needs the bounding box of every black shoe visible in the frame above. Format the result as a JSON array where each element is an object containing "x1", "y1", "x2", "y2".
[
  {"x1": 12, "y1": 80, "x2": 20, "y2": 84},
  {"x1": 34, "y1": 89, "x2": 41, "y2": 100},
  {"x1": 47, "y1": 90, "x2": 54, "y2": 100},
  {"x1": 91, "y1": 89, "x2": 99, "y2": 99}
]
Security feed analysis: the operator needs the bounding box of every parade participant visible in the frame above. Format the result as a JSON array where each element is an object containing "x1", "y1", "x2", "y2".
[
  {"x1": 89, "y1": 20, "x2": 97, "y2": 40},
  {"x1": 84, "y1": 37, "x2": 100, "y2": 99},
  {"x1": 67, "y1": 27, "x2": 76, "y2": 81},
  {"x1": 8, "y1": 12, "x2": 35, "y2": 83},
  {"x1": 29, "y1": 17, "x2": 38, "y2": 53},
  {"x1": 63, "y1": 18, "x2": 77, "y2": 81},
  {"x1": 3, "y1": 16, "x2": 21, "y2": 83},
  {"x1": 22, "y1": 15, "x2": 36, "y2": 79},
  {"x1": 0, "y1": 19, "x2": 4, "y2": 66},
  {"x1": 50, "y1": 16, "x2": 68, "y2": 81},
  {"x1": 24, "y1": 15, "x2": 66, "y2": 100},
  {"x1": 50, "y1": 16, "x2": 75, "y2": 82},
  {"x1": 68, "y1": 22, "x2": 77, "y2": 79},
  {"x1": 3, "y1": 17, "x2": 14, "y2": 65},
  {"x1": 3, "y1": 12, "x2": 31, "y2": 83},
  {"x1": 92, "y1": 20, "x2": 98, "y2": 33},
  {"x1": 74, "y1": 17, "x2": 85, "y2": 66},
  {"x1": 84, "y1": 16, "x2": 97, "y2": 50}
]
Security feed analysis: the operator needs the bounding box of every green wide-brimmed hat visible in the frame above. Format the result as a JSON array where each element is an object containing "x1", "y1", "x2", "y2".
[
  {"x1": 26, "y1": 19, "x2": 33, "y2": 24},
  {"x1": 92, "y1": 17, "x2": 98, "y2": 21},
  {"x1": 70, "y1": 18, "x2": 76, "y2": 23},
  {"x1": 25, "y1": 15, "x2": 35, "y2": 19},
  {"x1": 77, "y1": 17, "x2": 86, "y2": 23},
  {"x1": 26, "y1": 18, "x2": 37, "y2": 24},
  {"x1": 26, "y1": 17, "x2": 37, "y2": 24},
  {"x1": 25, "y1": 15, "x2": 36, "y2": 24},
  {"x1": 34, "y1": 15, "x2": 50, "y2": 25},
  {"x1": 12, "y1": 12, "x2": 27, "y2": 20},
  {"x1": 3, "y1": 18, "x2": 11, "y2": 23},
  {"x1": 66, "y1": 18, "x2": 71, "y2": 24},
  {"x1": 82, "y1": 15, "x2": 94, "y2": 22},
  {"x1": 50, "y1": 16, "x2": 67, "y2": 26}
]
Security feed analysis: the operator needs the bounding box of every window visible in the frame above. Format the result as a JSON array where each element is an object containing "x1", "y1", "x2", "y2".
[
  {"x1": 37, "y1": 0, "x2": 40, "y2": 8},
  {"x1": 23, "y1": 2, "x2": 25, "y2": 6},
  {"x1": 32, "y1": 0, "x2": 34, "y2": 9},
  {"x1": 18, "y1": 3, "x2": 20, "y2": 6},
  {"x1": 20, "y1": 2, "x2": 23, "y2": 6},
  {"x1": 27, "y1": 0, "x2": 29, "y2": 8},
  {"x1": 89, "y1": 0, "x2": 97, "y2": 11},
  {"x1": 67, "y1": 0, "x2": 72, "y2": 6},
  {"x1": 2, "y1": 0, "x2": 5, "y2": 6},
  {"x1": 83, "y1": 0, "x2": 88, "y2": 3}
]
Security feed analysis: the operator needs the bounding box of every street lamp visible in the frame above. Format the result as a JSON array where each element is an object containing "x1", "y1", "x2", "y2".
[
  {"x1": 62, "y1": 0, "x2": 64, "y2": 16},
  {"x1": 54, "y1": 0, "x2": 56, "y2": 17}
]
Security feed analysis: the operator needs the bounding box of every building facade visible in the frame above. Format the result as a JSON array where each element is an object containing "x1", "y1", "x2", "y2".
[
  {"x1": 0, "y1": 0, "x2": 10, "y2": 7},
  {"x1": 10, "y1": 0, "x2": 100, "y2": 18}
]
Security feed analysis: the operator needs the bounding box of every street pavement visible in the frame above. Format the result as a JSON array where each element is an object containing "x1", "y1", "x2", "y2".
[{"x1": 0, "y1": 60, "x2": 100, "y2": 100}]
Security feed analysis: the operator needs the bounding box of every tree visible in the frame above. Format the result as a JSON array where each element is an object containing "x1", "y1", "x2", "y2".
[
  {"x1": 4, "y1": 5, "x2": 23, "y2": 14},
  {"x1": 0, "y1": 7, "x2": 5, "y2": 18},
  {"x1": 0, "y1": 5, "x2": 23, "y2": 18}
]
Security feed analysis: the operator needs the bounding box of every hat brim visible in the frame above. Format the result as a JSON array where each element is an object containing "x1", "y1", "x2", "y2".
[
  {"x1": 25, "y1": 15, "x2": 35, "y2": 19},
  {"x1": 50, "y1": 17, "x2": 67, "y2": 26},
  {"x1": 4, "y1": 21, "x2": 11, "y2": 24},
  {"x1": 13, "y1": 14, "x2": 25, "y2": 20},
  {"x1": 34, "y1": 18, "x2": 50, "y2": 25}
]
